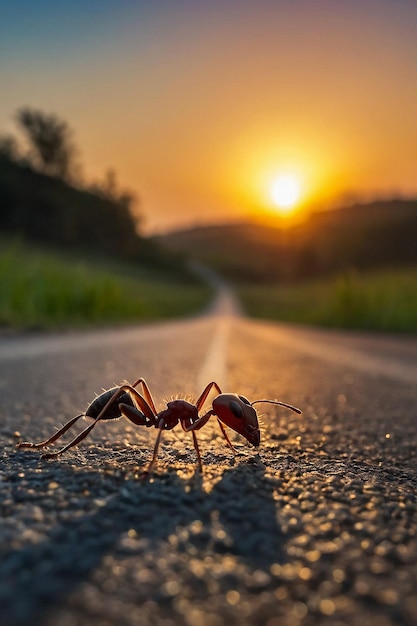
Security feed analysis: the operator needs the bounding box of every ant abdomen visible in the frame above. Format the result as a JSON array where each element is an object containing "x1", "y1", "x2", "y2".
[{"x1": 86, "y1": 387, "x2": 136, "y2": 420}]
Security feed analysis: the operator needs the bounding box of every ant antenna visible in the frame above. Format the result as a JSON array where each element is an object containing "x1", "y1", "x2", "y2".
[{"x1": 251, "y1": 399, "x2": 302, "y2": 414}]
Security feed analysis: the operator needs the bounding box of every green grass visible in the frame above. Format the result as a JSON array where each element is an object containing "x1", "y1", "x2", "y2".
[
  {"x1": 238, "y1": 268, "x2": 417, "y2": 333},
  {"x1": 3, "y1": 238, "x2": 416, "y2": 334},
  {"x1": 0, "y1": 239, "x2": 212, "y2": 330}
]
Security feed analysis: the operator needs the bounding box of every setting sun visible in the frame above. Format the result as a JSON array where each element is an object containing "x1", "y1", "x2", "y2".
[{"x1": 270, "y1": 174, "x2": 301, "y2": 215}]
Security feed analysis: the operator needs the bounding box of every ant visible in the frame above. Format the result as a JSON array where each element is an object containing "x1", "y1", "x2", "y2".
[{"x1": 17, "y1": 378, "x2": 301, "y2": 472}]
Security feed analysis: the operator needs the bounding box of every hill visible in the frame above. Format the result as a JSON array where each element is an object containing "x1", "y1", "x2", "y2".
[{"x1": 161, "y1": 199, "x2": 417, "y2": 283}]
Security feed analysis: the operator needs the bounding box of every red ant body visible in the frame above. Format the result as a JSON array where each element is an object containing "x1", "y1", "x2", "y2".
[{"x1": 17, "y1": 379, "x2": 301, "y2": 472}]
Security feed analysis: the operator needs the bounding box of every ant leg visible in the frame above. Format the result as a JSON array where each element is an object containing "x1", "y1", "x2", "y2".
[
  {"x1": 183, "y1": 410, "x2": 214, "y2": 432},
  {"x1": 118, "y1": 384, "x2": 157, "y2": 423},
  {"x1": 145, "y1": 426, "x2": 164, "y2": 473},
  {"x1": 17, "y1": 413, "x2": 85, "y2": 450},
  {"x1": 183, "y1": 382, "x2": 225, "y2": 434},
  {"x1": 184, "y1": 410, "x2": 235, "y2": 453},
  {"x1": 186, "y1": 412, "x2": 236, "y2": 452},
  {"x1": 119, "y1": 404, "x2": 149, "y2": 426},
  {"x1": 216, "y1": 418, "x2": 236, "y2": 452},
  {"x1": 191, "y1": 431, "x2": 203, "y2": 472},
  {"x1": 41, "y1": 419, "x2": 100, "y2": 459},
  {"x1": 195, "y1": 381, "x2": 222, "y2": 411},
  {"x1": 130, "y1": 378, "x2": 157, "y2": 414}
]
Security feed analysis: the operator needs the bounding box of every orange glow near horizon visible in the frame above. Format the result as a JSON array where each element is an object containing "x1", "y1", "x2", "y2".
[
  {"x1": 228, "y1": 141, "x2": 336, "y2": 227},
  {"x1": 2, "y1": 2, "x2": 417, "y2": 232}
]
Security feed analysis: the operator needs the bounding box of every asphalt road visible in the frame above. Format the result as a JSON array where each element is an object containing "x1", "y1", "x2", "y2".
[{"x1": 0, "y1": 288, "x2": 416, "y2": 626}]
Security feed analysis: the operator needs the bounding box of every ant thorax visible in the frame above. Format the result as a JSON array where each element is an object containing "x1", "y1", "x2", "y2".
[{"x1": 158, "y1": 399, "x2": 199, "y2": 430}]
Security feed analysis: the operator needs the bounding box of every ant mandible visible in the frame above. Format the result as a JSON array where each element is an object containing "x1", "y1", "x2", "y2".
[{"x1": 17, "y1": 378, "x2": 301, "y2": 472}]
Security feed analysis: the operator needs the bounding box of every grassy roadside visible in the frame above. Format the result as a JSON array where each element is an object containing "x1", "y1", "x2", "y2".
[
  {"x1": 3, "y1": 238, "x2": 416, "y2": 335},
  {"x1": 237, "y1": 268, "x2": 417, "y2": 333},
  {"x1": 0, "y1": 239, "x2": 212, "y2": 331}
]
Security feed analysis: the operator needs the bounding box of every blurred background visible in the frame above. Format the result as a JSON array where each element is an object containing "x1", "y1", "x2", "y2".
[{"x1": 1, "y1": 0, "x2": 416, "y2": 331}]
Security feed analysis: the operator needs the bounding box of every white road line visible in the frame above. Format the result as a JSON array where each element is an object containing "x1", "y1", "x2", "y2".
[{"x1": 197, "y1": 319, "x2": 230, "y2": 393}]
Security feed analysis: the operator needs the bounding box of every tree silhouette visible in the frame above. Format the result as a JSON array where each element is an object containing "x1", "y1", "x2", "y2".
[
  {"x1": 15, "y1": 107, "x2": 78, "y2": 182},
  {"x1": 0, "y1": 134, "x2": 20, "y2": 162},
  {"x1": 90, "y1": 168, "x2": 143, "y2": 235}
]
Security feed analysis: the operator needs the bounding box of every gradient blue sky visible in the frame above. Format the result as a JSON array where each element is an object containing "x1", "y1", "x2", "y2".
[{"x1": 1, "y1": 0, "x2": 416, "y2": 231}]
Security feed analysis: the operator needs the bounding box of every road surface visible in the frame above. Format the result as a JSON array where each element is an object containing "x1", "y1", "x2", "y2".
[{"x1": 0, "y1": 286, "x2": 416, "y2": 626}]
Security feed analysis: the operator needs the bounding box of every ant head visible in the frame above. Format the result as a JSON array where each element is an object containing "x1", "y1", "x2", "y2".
[
  {"x1": 212, "y1": 394, "x2": 302, "y2": 448},
  {"x1": 212, "y1": 394, "x2": 260, "y2": 447}
]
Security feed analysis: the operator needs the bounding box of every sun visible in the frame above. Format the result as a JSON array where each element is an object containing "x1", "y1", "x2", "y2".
[{"x1": 270, "y1": 174, "x2": 301, "y2": 215}]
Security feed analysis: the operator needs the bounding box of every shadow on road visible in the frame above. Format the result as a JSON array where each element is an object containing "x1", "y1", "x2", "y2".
[{"x1": 0, "y1": 457, "x2": 288, "y2": 625}]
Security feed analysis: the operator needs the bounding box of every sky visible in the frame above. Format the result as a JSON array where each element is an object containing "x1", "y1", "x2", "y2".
[{"x1": 1, "y1": 0, "x2": 416, "y2": 232}]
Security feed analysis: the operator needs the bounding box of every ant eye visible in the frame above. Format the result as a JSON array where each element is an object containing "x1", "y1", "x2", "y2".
[
  {"x1": 229, "y1": 401, "x2": 244, "y2": 419},
  {"x1": 238, "y1": 395, "x2": 251, "y2": 405}
]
